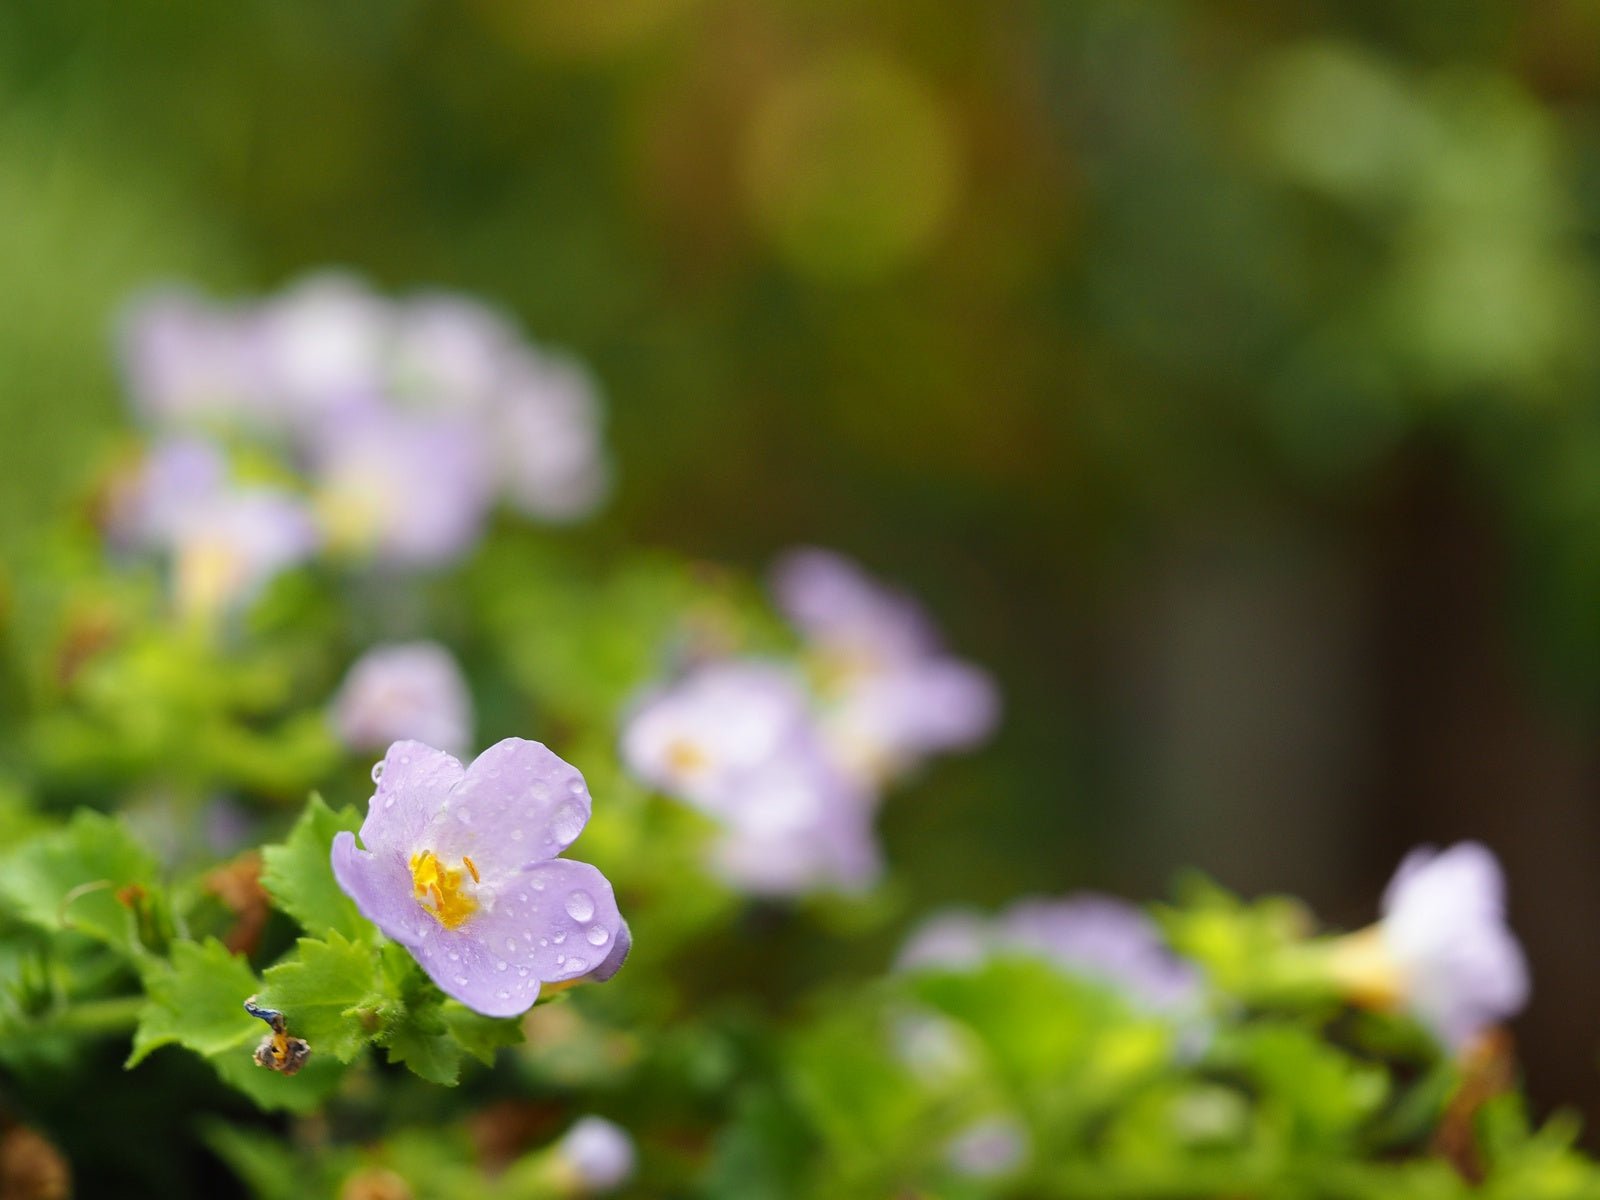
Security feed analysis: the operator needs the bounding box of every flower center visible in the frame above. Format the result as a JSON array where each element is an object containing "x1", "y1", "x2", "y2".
[
  {"x1": 410, "y1": 849, "x2": 480, "y2": 929},
  {"x1": 664, "y1": 738, "x2": 710, "y2": 776},
  {"x1": 1327, "y1": 925, "x2": 1405, "y2": 1010}
]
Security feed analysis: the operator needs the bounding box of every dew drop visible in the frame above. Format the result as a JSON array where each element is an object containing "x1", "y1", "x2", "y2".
[
  {"x1": 518, "y1": 967, "x2": 529, "y2": 977},
  {"x1": 510, "y1": 829, "x2": 524, "y2": 841},
  {"x1": 548, "y1": 802, "x2": 585, "y2": 844},
  {"x1": 587, "y1": 926, "x2": 610, "y2": 947},
  {"x1": 567, "y1": 778, "x2": 586, "y2": 796},
  {"x1": 532, "y1": 880, "x2": 545, "y2": 892},
  {"x1": 556, "y1": 955, "x2": 565, "y2": 965},
  {"x1": 371, "y1": 761, "x2": 386, "y2": 783},
  {"x1": 539, "y1": 938, "x2": 549, "y2": 948},
  {"x1": 448, "y1": 951, "x2": 460, "y2": 962},
  {"x1": 496, "y1": 960, "x2": 508, "y2": 972},
  {"x1": 384, "y1": 795, "x2": 396, "y2": 809},
  {"x1": 566, "y1": 957, "x2": 588, "y2": 974},
  {"x1": 506, "y1": 938, "x2": 517, "y2": 953},
  {"x1": 553, "y1": 931, "x2": 566, "y2": 945},
  {"x1": 497, "y1": 989, "x2": 510, "y2": 1000},
  {"x1": 401, "y1": 755, "x2": 412, "y2": 765},
  {"x1": 565, "y1": 891, "x2": 595, "y2": 922},
  {"x1": 456, "y1": 806, "x2": 471, "y2": 823},
  {"x1": 455, "y1": 975, "x2": 468, "y2": 986},
  {"x1": 518, "y1": 893, "x2": 528, "y2": 902}
]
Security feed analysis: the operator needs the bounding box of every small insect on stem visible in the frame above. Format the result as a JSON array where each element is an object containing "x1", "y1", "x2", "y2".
[{"x1": 244, "y1": 994, "x2": 312, "y2": 1076}]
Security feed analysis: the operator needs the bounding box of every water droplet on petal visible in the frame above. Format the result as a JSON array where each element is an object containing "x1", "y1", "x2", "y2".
[
  {"x1": 455, "y1": 975, "x2": 468, "y2": 986},
  {"x1": 510, "y1": 829, "x2": 523, "y2": 841},
  {"x1": 456, "y1": 806, "x2": 471, "y2": 823},
  {"x1": 371, "y1": 761, "x2": 385, "y2": 783},
  {"x1": 567, "y1": 778, "x2": 585, "y2": 796},
  {"x1": 539, "y1": 938, "x2": 549, "y2": 947},
  {"x1": 566, "y1": 957, "x2": 588, "y2": 973},
  {"x1": 548, "y1": 802, "x2": 585, "y2": 844},
  {"x1": 553, "y1": 931, "x2": 566, "y2": 945},
  {"x1": 401, "y1": 755, "x2": 412, "y2": 765},
  {"x1": 518, "y1": 967, "x2": 529, "y2": 977},
  {"x1": 506, "y1": 938, "x2": 517, "y2": 953},
  {"x1": 556, "y1": 955, "x2": 565, "y2": 965},
  {"x1": 384, "y1": 795, "x2": 396, "y2": 809},
  {"x1": 448, "y1": 952, "x2": 460, "y2": 962},
  {"x1": 497, "y1": 989, "x2": 510, "y2": 1000},
  {"x1": 496, "y1": 960, "x2": 508, "y2": 972},
  {"x1": 587, "y1": 926, "x2": 610, "y2": 947},
  {"x1": 565, "y1": 891, "x2": 595, "y2": 922}
]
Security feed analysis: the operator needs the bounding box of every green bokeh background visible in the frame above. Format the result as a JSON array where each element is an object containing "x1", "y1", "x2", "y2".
[{"x1": 7, "y1": 0, "x2": 1600, "y2": 1120}]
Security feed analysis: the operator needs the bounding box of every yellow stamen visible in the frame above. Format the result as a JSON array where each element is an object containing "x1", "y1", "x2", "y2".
[
  {"x1": 409, "y1": 849, "x2": 479, "y2": 929},
  {"x1": 665, "y1": 738, "x2": 710, "y2": 775},
  {"x1": 463, "y1": 855, "x2": 480, "y2": 884}
]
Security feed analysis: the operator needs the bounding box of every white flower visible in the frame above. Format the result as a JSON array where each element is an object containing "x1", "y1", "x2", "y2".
[{"x1": 556, "y1": 1117, "x2": 635, "y2": 1192}]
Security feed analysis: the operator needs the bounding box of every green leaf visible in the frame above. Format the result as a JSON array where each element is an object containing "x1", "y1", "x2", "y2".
[
  {"x1": 384, "y1": 1014, "x2": 462, "y2": 1085},
  {"x1": 257, "y1": 932, "x2": 386, "y2": 1064},
  {"x1": 259, "y1": 794, "x2": 365, "y2": 940},
  {"x1": 0, "y1": 810, "x2": 160, "y2": 950},
  {"x1": 442, "y1": 1001, "x2": 525, "y2": 1066},
  {"x1": 128, "y1": 938, "x2": 259, "y2": 1067}
]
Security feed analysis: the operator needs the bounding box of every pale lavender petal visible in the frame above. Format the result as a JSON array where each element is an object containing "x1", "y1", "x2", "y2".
[
  {"x1": 257, "y1": 272, "x2": 390, "y2": 423},
  {"x1": 584, "y1": 917, "x2": 632, "y2": 983},
  {"x1": 494, "y1": 350, "x2": 610, "y2": 522},
  {"x1": 771, "y1": 547, "x2": 936, "y2": 660},
  {"x1": 421, "y1": 738, "x2": 592, "y2": 876},
  {"x1": 311, "y1": 408, "x2": 494, "y2": 567},
  {"x1": 360, "y1": 740, "x2": 466, "y2": 858},
  {"x1": 106, "y1": 436, "x2": 228, "y2": 549},
  {"x1": 332, "y1": 642, "x2": 474, "y2": 758},
  {"x1": 330, "y1": 833, "x2": 433, "y2": 945},
  {"x1": 408, "y1": 858, "x2": 623, "y2": 1015},
  {"x1": 116, "y1": 288, "x2": 267, "y2": 431},
  {"x1": 897, "y1": 909, "x2": 992, "y2": 972},
  {"x1": 391, "y1": 293, "x2": 519, "y2": 414}
]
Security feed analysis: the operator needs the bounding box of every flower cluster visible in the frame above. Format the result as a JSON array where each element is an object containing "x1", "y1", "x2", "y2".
[
  {"x1": 620, "y1": 550, "x2": 998, "y2": 896},
  {"x1": 109, "y1": 272, "x2": 609, "y2": 603},
  {"x1": 332, "y1": 737, "x2": 629, "y2": 1017},
  {"x1": 898, "y1": 892, "x2": 1204, "y2": 1018}
]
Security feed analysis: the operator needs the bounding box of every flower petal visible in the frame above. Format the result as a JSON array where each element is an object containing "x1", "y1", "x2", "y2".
[
  {"x1": 409, "y1": 858, "x2": 624, "y2": 1016},
  {"x1": 360, "y1": 740, "x2": 465, "y2": 857},
  {"x1": 330, "y1": 832, "x2": 432, "y2": 944},
  {"x1": 422, "y1": 738, "x2": 592, "y2": 875}
]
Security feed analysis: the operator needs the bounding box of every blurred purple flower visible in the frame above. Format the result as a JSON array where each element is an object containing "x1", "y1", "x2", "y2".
[
  {"x1": 706, "y1": 744, "x2": 881, "y2": 896},
  {"x1": 1334, "y1": 841, "x2": 1529, "y2": 1050},
  {"x1": 332, "y1": 642, "x2": 474, "y2": 759},
  {"x1": 116, "y1": 289, "x2": 269, "y2": 432},
  {"x1": 168, "y1": 487, "x2": 319, "y2": 619},
  {"x1": 899, "y1": 893, "x2": 1203, "y2": 1017},
  {"x1": 309, "y1": 409, "x2": 494, "y2": 567},
  {"x1": 621, "y1": 661, "x2": 880, "y2": 895},
  {"x1": 770, "y1": 548, "x2": 999, "y2": 784},
  {"x1": 554, "y1": 1117, "x2": 636, "y2": 1192},
  {"x1": 494, "y1": 350, "x2": 610, "y2": 522},
  {"x1": 945, "y1": 1116, "x2": 1029, "y2": 1180},
  {"x1": 332, "y1": 738, "x2": 629, "y2": 1017},
  {"x1": 106, "y1": 437, "x2": 229, "y2": 549},
  {"x1": 255, "y1": 272, "x2": 389, "y2": 426},
  {"x1": 390, "y1": 293, "x2": 520, "y2": 415},
  {"x1": 620, "y1": 660, "x2": 813, "y2": 806}
]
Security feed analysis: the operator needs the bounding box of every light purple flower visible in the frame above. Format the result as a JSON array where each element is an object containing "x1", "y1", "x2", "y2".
[
  {"x1": 770, "y1": 548, "x2": 999, "y2": 784},
  {"x1": 1345, "y1": 842, "x2": 1529, "y2": 1050},
  {"x1": 309, "y1": 409, "x2": 494, "y2": 567},
  {"x1": 945, "y1": 1116, "x2": 1029, "y2": 1180},
  {"x1": 106, "y1": 437, "x2": 230, "y2": 549},
  {"x1": 620, "y1": 661, "x2": 880, "y2": 895},
  {"x1": 706, "y1": 744, "x2": 881, "y2": 896},
  {"x1": 332, "y1": 642, "x2": 474, "y2": 758},
  {"x1": 554, "y1": 1116, "x2": 636, "y2": 1192},
  {"x1": 620, "y1": 660, "x2": 814, "y2": 807},
  {"x1": 390, "y1": 293, "x2": 520, "y2": 414},
  {"x1": 166, "y1": 487, "x2": 319, "y2": 619},
  {"x1": 116, "y1": 289, "x2": 268, "y2": 432},
  {"x1": 493, "y1": 350, "x2": 610, "y2": 522},
  {"x1": 255, "y1": 272, "x2": 389, "y2": 425},
  {"x1": 899, "y1": 894, "x2": 1203, "y2": 1017},
  {"x1": 331, "y1": 738, "x2": 629, "y2": 1017}
]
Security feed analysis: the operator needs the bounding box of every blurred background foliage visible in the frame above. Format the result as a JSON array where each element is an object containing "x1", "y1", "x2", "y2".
[{"x1": 6, "y1": 0, "x2": 1600, "y2": 1124}]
